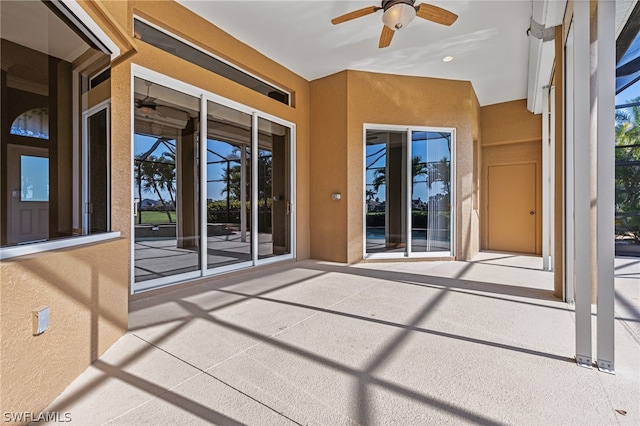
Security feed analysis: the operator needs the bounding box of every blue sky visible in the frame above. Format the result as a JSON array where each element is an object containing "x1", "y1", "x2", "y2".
[{"x1": 616, "y1": 81, "x2": 640, "y2": 106}]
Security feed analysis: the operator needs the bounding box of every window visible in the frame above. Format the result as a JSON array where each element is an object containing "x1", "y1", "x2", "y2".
[
  {"x1": 133, "y1": 18, "x2": 291, "y2": 105},
  {"x1": 1, "y1": 0, "x2": 111, "y2": 248},
  {"x1": 365, "y1": 126, "x2": 454, "y2": 258},
  {"x1": 615, "y1": 6, "x2": 640, "y2": 257},
  {"x1": 10, "y1": 108, "x2": 49, "y2": 139}
]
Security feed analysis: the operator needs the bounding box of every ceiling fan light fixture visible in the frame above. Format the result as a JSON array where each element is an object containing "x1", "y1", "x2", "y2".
[{"x1": 382, "y1": 3, "x2": 416, "y2": 30}]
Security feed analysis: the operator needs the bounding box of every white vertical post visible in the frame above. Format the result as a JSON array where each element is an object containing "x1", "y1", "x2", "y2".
[
  {"x1": 565, "y1": 25, "x2": 575, "y2": 304},
  {"x1": 550, "y1": 86, "x2": 556, "y2": 270},
  {"x1": 574, "y1": 0, "x2": 593, "y2": 368},
  {"x1": 542, "y1": 86, "x2": 550, "y2": 271},
  {"x1": 596, "y1": 0, "x2": 615, "y2": 374},
  {"x1": 252, "y1": 113, "x2": 259, "y2": 264},
  {"x1": 200, "y1": 96, "x2": 208, "y2": 274}
]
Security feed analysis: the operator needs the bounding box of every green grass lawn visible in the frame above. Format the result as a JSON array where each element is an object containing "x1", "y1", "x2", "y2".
[{"x1": 137, "y1": 211, "x2": 175, "y2": 224}]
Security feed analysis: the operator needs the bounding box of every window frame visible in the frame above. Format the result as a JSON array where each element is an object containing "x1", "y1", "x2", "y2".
[{"x1": 0, "y1": 0, "x2": 119, "y2": 260}]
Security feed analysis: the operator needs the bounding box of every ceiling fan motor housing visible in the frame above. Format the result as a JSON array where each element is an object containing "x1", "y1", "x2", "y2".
[{"x1": 381, "y1": 0, "x2": 417, "y2": 30}]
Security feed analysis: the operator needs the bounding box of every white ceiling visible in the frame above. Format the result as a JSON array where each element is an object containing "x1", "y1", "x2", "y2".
[{"x1": 178, "y1": 0, "x2": 535, "y2": 106}]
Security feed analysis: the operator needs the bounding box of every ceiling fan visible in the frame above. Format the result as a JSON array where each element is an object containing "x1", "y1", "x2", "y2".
[
  {"x1": 135, "y1": 81, "x2": 164, "y2": 118},
  {"x1": 331, "y1": 0, "x2": 458, "y2": 48}
]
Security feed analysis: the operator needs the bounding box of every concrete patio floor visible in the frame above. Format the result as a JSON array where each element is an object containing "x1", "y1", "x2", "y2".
[{"x1": 43, "y1": 253, "x2": 639, "y2": 425}]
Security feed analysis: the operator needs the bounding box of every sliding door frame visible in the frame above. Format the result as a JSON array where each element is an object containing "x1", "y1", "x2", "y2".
[
  {"x1": 363, "y1": 123, "x2": 456, "y2": 260},
  {"x1": 131, "y1": 65, "x2": 295, "y2": 293}
]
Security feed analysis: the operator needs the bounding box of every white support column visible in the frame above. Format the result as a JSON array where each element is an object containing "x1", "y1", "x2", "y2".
[
  {"x1": 573, "y1": 0, "x2": 593, "y2": 368},
  {"x1": 200, "y1": 95, "x2": 208, "y2": 274},
  {"x1": 252, "y1": 113, "x2": 259, "y2": 264},
  {"x1": 565, "y1": 24, "x2": 575, "y2": 304},
  {"x1": 596, "y1": 0, "x2": 615, "y2": 374},
  {"x1": 550, "y1": 86, "x2": 556, "y2": 270},
  {"x1": 542, "y1": 86, "x2": 550, "y2": 271}
]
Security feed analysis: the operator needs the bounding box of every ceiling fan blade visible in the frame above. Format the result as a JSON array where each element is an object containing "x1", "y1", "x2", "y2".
[
  {"x1": 331, "y1": 6, "x2": 380, "y2": 25},
  {"x1": 379, "y1": 25, "x2": 395, "y2": 48},
  {"x1": 415, "y1": 3, "x2": 458, "y2": 26}
]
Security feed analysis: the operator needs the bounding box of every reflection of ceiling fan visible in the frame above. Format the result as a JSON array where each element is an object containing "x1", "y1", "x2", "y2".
[
  {"x1": 135, "y1": 81, "x2": 164, "y2": 118},
  {"x1": 331, "y1": 0, "x2": 457, "y2": 48}
]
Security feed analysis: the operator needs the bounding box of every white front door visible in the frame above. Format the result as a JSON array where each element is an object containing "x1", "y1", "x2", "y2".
[{"x1": 7, "y1": 144, "x2": 49, "y2": 245}]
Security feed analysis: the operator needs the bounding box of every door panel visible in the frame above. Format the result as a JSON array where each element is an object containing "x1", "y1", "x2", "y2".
[
  {"x1": 7, "y1": 145, "x2": 49, "y2": 244},
  {"x1": 257, "y1": 117, "x2": 291, "y2": 259},
  {"x1": 206, "y1": 100, "x2": 252, "y2": 269},
  {"x1": 133, "y1": 77, "x2": 201, "y2": 284},
  {"x1": 365, "y1": 131, "x2": 408, "y2": 254},
  {"x1": 86, "y1": 107, "x2": 109, "y2": 233},
  {"x1": 487, "y1": 163, "x2": 537, "y2": 253}
]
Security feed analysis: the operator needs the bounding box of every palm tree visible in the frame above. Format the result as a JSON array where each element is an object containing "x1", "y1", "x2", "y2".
[
  {"x1": 371, "y1": 155, "x2": 444, "y2": 193},
  {"x1": 135, "y1": 153, "x2": 176, "y2": 223}
]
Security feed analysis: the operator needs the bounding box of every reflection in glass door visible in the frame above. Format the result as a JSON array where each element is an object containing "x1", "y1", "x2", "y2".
[
  {"x1": 133, "y1": 77, "x2": 201, "y2": 284},
  {"x1": 365, "y1": 127, "x2": 453, "y2": 257},
  {"x1": 206, "y1": 101, "x2": 252, "y2": 269},
  {"x1": 257, "y1": 117, "x2": 291, "y2": 259},
  {"x1": 365, "y1": 131, "x2": 407, "y2": 254},
  {"x1": 411, "y1": 131, "x2": 452, "y2": 253}
]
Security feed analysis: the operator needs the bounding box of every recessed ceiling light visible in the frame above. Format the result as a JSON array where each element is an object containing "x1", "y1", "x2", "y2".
[{"x1": 442, "y1": 56, "x2": 454, "y2": 63}]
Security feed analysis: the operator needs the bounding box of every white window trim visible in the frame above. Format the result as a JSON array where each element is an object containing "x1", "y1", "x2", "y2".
[
  {"x1": 363, "y1": 123, "x2": 456, "y2": 260},
  {"x1": 1, "y1": 232, "x2": 121, "y2": 261},
  {"x1": 59, "y1": 0, "x2": 120, "y2": 59}
]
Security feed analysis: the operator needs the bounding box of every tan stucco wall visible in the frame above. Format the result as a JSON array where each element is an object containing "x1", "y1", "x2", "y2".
[
  {"x1": 310, "y1": 70, "x2": 481, "y2": 262},
  {"x1": 309, "y1": 72, "x2": 349, "y2": 262},
  {"x1": 482, "y1": 99, "x2": 542, "y2": 147},
  {"x1": 0, "y1": 238, "x2": 129, "y2": 415},
  {"x1": 480, "y1": 100, "x2": 543, "y2": 253}
]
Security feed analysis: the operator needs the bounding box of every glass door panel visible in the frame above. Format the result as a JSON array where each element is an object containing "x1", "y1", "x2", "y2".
[
  {"x1": 206, "y1": 101, "x2": 252, "y2": 269},
  {"x1": 411, "y1": 131, "x2": 452, "y2": 253},
  {"x1": 133, "y1": 77, "x2": 201, "y2": 283},
  {"x1": 85, "y1": 107, "x2": 109, "y2": 234},
  {"x1": 257, "y1": 117, "x2": 291, "y2": 259},
  {"x1": 365, "y1": 130, "x2": 407, "y2": 254}
]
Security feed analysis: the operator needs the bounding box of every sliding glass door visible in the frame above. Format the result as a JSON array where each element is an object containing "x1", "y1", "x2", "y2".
[
  {"x1": 132, "y1": 69, "x2": 294, "y2": 292},
  {"x1": 411, "y1": 131, "x2": 452, "y2": 253},
  {"x1": 365, "y1": 126, "x2": 454, "y2": 258},
  {"x1": 365, "y1": 130, "x2": 408, "y2": 254},
  {"x1": 206, "y1": 101, "x2": 252, "y2": 270},
  {"x1": 133, "y1": 77, "x2": 201, "y2": 284},
  {"x1": 257, "y1": 117, "x2": 291, "y2": 259}
]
